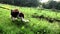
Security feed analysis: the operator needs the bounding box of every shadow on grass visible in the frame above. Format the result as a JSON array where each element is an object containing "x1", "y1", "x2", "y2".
[
  {"x1": 12, "y1": 20, "x2": 28, "y2": 27},
  {"x1": 32, "y1": 13, "x2": 60, "y2": 23},
  {"x1": 0, "y1": 29, "x2": 4, "y2": 34},
  {"x1": 11, "y1": 20, "x2": 30, "y2": 34},
  {"x1": 0, "y1": 26, "x2": 5, "y2": 34}
]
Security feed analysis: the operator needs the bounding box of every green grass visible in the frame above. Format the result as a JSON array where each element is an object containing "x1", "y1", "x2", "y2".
[{"x1": 0, "y1": 4, "x2": 60, "y2": 34}]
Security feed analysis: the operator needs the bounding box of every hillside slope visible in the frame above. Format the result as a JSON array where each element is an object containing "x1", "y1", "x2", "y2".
[{"x1": 0, "y1": 4, "x2": 60, "y2": 34}]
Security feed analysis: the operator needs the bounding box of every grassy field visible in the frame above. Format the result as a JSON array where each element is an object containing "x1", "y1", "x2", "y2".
[{"x1": 0, "y1": 4, "x2": 60, "y2": 34}]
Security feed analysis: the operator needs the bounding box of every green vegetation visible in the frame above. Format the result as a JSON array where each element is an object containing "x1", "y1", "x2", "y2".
[
  {"x1": 0, "y1": 0, "x2": 39, "y2": 7},
  {"x1": 42, "y1": 0, "x2": 60, "y2": 10},
  {"x1": 0, "y1": 4, "x2": 60, "y2": 34}
]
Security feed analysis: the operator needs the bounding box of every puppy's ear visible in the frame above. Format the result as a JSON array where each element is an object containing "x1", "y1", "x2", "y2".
[
  {"x1": 11, "y1": 10, "x2": 13, "y2": 12},
  {"x1": 11, "y1": 10, "x2": 12, "y2": 11}
]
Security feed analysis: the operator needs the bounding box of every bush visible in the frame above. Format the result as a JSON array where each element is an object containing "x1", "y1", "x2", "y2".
[
  {"x1": 0, "y1": 0, "x2": 39, "y2": 7},
  {"x1": 42, "y1": 1, "x2": 60, "y2": 10}
]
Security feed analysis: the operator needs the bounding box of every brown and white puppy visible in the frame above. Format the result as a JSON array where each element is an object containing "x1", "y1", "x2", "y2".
[
  {"x1": 11, "y1": 9, "x2": 19, "y2": 21},
  {"x1": 11, "y1": 9, "x2": 29, "y2": 22}
]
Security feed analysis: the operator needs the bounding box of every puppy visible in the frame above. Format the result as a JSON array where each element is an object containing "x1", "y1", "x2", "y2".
[
  {"x1": 11, "y1": 9, "x2": 29, "y2": 22},
  {"x1": 11, "y1": 9, "x2": 19, "y2": 21}
]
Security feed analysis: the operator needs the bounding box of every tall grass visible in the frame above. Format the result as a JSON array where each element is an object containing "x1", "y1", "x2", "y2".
[{"x1": 0, "y1": 4, "x2": 60, "y2": 34}]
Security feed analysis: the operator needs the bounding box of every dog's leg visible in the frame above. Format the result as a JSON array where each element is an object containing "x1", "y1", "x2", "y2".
[
  {"x1": 21, "y1": 17, "x2": 29, "y2": 22},
  {"x1": 17, "y1": 15, "x2": 29, "y2": 22},
  {"x1": 11, "y1": 16, "x2": 17, "y2": 21}
]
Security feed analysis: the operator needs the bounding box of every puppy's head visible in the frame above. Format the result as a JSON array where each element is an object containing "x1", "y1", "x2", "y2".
[{"x1": 14, "y1": 9, "x2": 19, "y2": 12}]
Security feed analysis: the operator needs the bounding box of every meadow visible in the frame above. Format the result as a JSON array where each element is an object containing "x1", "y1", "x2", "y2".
[{"x1": 0, "y1": 4, "x2": 60, "y2": 34}]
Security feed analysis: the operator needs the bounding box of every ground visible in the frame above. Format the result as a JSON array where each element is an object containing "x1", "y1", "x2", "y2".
[{"x1": 0, "y1": 4, "x2": 60, "y2": 34}]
